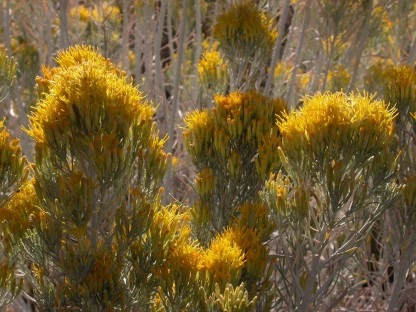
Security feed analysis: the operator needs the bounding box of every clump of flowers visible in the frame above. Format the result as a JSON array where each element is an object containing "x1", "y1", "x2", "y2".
[
  {"x1": 210, "y1": 1, "x2": 278, "y2": 91},
  {"x1": 197, "y1": 50, "x2": 229, "y2": 95},
  {"x1": 70, "y1": 2, "x2": 121, "y2": 25},
  {"x1": 384, "y1": 65, "x2": 416, "y2": 122},
  {"x1": 203, "y1": 229, "x2": 245, "y2": 290},
  {"x1": 0, "y1": 180, "x2": 37, "y2": 251},
  {"x1": 213, "y1": 1, "x2": 277, "y2": 61},
  {"x1": 138, "y1": 205, "x2": 206, "y2": 310},
  {"x1": 278, "y1": 92, "x2": 396, "y2": 179},
  {"x1": 183, "y1": 91, "x2": 287, "y2": 234},
  {"x1": 70, "y1": 4, "x2": 91, "y2": 22}
]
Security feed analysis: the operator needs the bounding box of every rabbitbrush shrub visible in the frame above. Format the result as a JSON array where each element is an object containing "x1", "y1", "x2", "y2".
[{"x1": 0, "y1": 1, "x2": 415, "y2": 310}]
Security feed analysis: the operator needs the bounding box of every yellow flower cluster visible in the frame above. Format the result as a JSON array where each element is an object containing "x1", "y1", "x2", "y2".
[
  {"x1": 28, "y1": 46, "x2": 150, "y2": 145},
  {"x1": 0, "y1": 180, "x2": 37, "y2": 251},
  {"x1": 384, "y1": 65, "x2": 416, "y2": 120},
  {"x1": 27, "y1": 46, "x2": 164, "y2": 187},
  {"x1": 70, "y1": 5, "x2": 91, "y2": 22},
  {"x1": 265, "y1": 173, "x2": 310, "y2": 218},
  {"x1": 203, "y1": 229, "x2": 245, "y2": 289},
  {"x1": 170, "y1": 241, "x2": 203, "y2": 277},
  {"x1": 148, "y1": 204, "x2": 267, "y2": 307},
  {"x1": 224, "y1": 226, "x2": 268, "y2": 284},
  {"x1": 23, "y1": 46, "x2": 169, "y2": 310},
  {"x1": 148, "y1": 205, "x2": 187, "y2": 251},
  {"x1": 212, "y1": 91, "x2": 287, "y2": 177},
  {"x1": 183, "y1": 109, "x2": 214, "y2": 162},
  {"x1": 278, "y1": 92, "x2": 397, "y2": 173},
  {"x1": 184, "y1": 91, "x2": 286, "y2": 230},
  {"x1": 70, "y1": 3, "x2": 121, "y2": 24},
  {"x1": 213, "y1": 1, "x2": 277, "y2": 60},
  {"x1": 197, "y1": 50, "x2": 229, "y2": 93},
  {"x1": 146, "y1": 206, "x2": 202, "y2": 288},
  {"x1": 0, "y1": 121, "x2": 28, "y2": 202}
]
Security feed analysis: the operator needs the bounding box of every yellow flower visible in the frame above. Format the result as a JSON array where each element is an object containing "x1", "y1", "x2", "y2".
[
  {"x1": 183, "y1": 109, "x2": 215, "y2": 160},
  {"x1": 213, "y1": 91, "x2": 286, "y2": 146},
  {"x1": 170, "y1": 240, "x2": 204, "y2": 275},
  {"x1": 213, "y1": 1, "x2": 277, "y2": 60},
  {"x1": 203, "y1": 229, "x2": 245, "y2": 288},
  {"x1": 214, "y1": 91, "x2": 286, "y2": 177},
  {"x1": 101, "y1": 3, "x2": 121, "y2": 23},
  {"x1": 0, "y1": 121, "x2": 28, "y2": 200},
  {"x1": 225, "y1": 226, "x2": 268, "y2": 281},
  {"x1": 0, "y1": 180, "x2": 37, "y2": 251},
  {"x1": 274, "y1": 61, "x2": 292, "y2": 79},
  {"x1": 384, "y1": 65, "x2": 416, "y2": 119},
  {"x1": 70, "y1": 5, "x2": 91, "y2": 22},
  {"x1": 149, "y1": 205, "x2": 185, "y2": 246},
  {"x1": 278, "y1": 92, "x2": 397, "y2": 170},
  {"x1": 150, "y1": 209, "x2": 204, "y2": 297},
  {"x1": 27, "y1": 46, "x2": 153, "y2": 151},
  {"x1": 70, "y1": 3, "x2": 121, "y2": 25},
  {"x1": 54, "y1": 45, "x2": 123, "y2": 75},
  {"x1": 197, "y1": 50, "x2": 228, "y2": 93}
]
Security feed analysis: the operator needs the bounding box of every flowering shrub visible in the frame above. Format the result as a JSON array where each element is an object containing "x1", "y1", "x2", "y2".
[
  {"x1": 211, "y1": 2, "x2": 278, "y2": 91},
  {"x1": 21, "y1": 45, "x2": 169, "y2": 310},
  {"x1": 183, "y1": 91, "x2": 287, "y2": 236},
  {"x1": 262, "y1": 92, "x2": 399, "y2": 310},
  {"x1": 213, "y1": 2, "x2": 277, "y2": 62}
]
